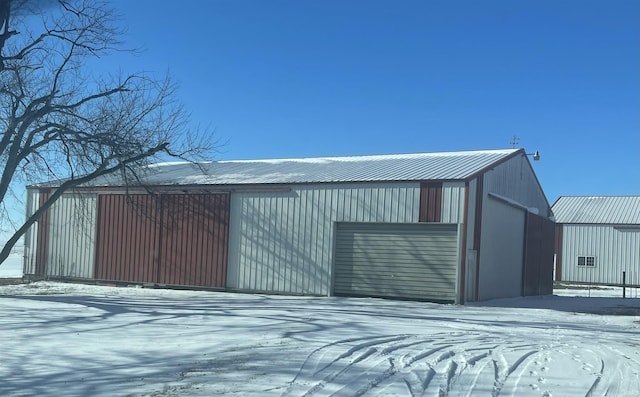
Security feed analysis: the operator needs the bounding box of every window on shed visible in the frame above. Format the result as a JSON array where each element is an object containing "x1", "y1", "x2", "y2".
[{"x1": 577, "y1": 256, "x2": 595, "y2": 267}]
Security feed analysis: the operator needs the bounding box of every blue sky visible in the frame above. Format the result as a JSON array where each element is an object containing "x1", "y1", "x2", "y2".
[{"x1": 97, "y1": 1, "x2": 638, "y2": 203}]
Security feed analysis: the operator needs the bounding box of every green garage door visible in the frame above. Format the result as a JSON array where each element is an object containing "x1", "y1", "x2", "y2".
[{"x1": 334, "y1": 223, "x2": 459, "y2": 302}]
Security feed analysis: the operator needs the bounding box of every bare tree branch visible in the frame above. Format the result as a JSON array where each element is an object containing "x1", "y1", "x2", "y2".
[{"x1": 0, "y1": 0, "x2": 214, "y2": 266}]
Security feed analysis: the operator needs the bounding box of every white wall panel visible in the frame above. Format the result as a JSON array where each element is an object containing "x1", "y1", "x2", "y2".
[
  {"x1": 561, "y1": 225, "x2": 640, "y2": 285},
  {"x1": 441, "y1": 182, "x2": 466, "y2": 223},
  {"x1": 46, "y1": 194, "x2": 97, "y2": 278},
  {"x1": 228, "y1": 183, "x2": 420, "y2": 295},
  {"x1": 23, "y1": 188, "x2": 39, "y2": 275}
]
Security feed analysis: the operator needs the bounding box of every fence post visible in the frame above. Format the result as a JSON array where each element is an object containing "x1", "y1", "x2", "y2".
[{"x1": 622, "y1": 271, "x2": 626, "y2": 299}]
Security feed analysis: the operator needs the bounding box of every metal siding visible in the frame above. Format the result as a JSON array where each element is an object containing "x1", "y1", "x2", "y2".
[
  {"x1": 419, "y1": 183, "x2": 442, "y2": 222},
  {"x1": 472, "y1": 175, "x2": 484, "y2": 301},
  {"x1": 227, "y1": 183, "x2": 420, "y2": 295},
  {"x1": 554, "y1": 224, "x2": 563, "y2": 281},
  {"x1": 35, "y1": 189, "x2": 51, "y2": 276},
  {"x1": 523, "y1": 212, "x2": 555, "y2": 296},
  {"x1": 441, "y1": 182, "x2": 466, "y2": 223},
  {"x1": 157, "y1": 194, "x2": 229, "y2": 287},
  {"x1": 561, "y1": 225, "x2": 640, "y2": 285},
  {"x1": 477, "y1": 196, "x2": 526, "y2": 301},
  {"x1": 333, "y1": 223, "x2": 458, "y2": 301},
  {"x1": 95, "y1": 194, "x2": 159, "y2": 283},
  {"x1": 95, "y1": 194, "x2": 229, "y2": 287},
  {"x1": 23, "y1": 188, "x2": 39, "y2": 276},
  {"x1": 615, "y1": 229, "x2": 640, "y2": 286},
  {"x1": 483, "y1": 155, "x2": 549, "y2": 217},
  {"x1": 464, "y1": 178, "x2": 478, "y2": 302},
  {"x1": 46, "y1": 194, "x2": 97, "y2": 278}
]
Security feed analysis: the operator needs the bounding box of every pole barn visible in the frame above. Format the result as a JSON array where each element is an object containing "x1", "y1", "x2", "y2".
[{"x1": 24, "y1": 148, "x2": 554, "y2": 303}]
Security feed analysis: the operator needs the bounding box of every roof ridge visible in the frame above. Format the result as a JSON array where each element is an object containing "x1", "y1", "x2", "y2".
[
  {"x1": 215, "y1": 148, "x2": 519, "y2": 164},
  {"x1": 32, "y1": 148, "x2": 522, "y2": 187}
]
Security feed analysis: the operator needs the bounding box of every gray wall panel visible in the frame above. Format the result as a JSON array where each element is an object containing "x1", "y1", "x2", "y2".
[
  {"x1": 478, "y1": 196, "x2": 525, "y2": 300},
  {"x1": 465, "y1": 179, "x2": 477, "y2": 302},
  {"x1": 483, "y1": 155, "x2": 549, "y2": 217}
]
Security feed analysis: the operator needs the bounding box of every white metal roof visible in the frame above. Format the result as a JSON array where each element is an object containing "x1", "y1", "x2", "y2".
[
  {"x1": 36, "y1": 148, "x2": 520, "y2": 188},
  {"x1": 552, "y1": 196, "x2": 640, "y2": 224}
]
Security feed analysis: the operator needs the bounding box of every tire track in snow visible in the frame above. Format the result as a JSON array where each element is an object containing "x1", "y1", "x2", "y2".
[
  {"x1": 281, "y1": 335, "x2": 445, "y2": 397},
  {"x1": 281, "y1": 333, "x2": 639, "y2": 397},
  {"x1": 584, "y1": 359, "x2": 604, "y2": 397},
  {"x1": 580, "y1": 345, "x2": 640, "y2": 397}
]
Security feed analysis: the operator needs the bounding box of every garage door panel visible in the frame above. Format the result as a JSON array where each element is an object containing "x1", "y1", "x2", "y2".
[
  {"x1": 339, "y1": 237, "x2": 457, "y2": 245},
  {"x1": 334, "y1": 276, "x2": 457, "y2": 288},
  {"x1": 334, "y1": 222, "x2": 459, "y2": 302},
  {"x1": 335, "y1": 272, "x2": 457, "y2": 281},
  {"x1": 346, "y1": 254, "x2": 458, "y2": 263},
  {"x1": 337, "y1": 285, "x2": 452, "y2": 300},
  {"x1": 338, "y1": 239, "x2": 457, "y2": 247},
  {"x1": 338, "y1": 246, "x2": 457, "y2": 255},
  {"x1": 350, "y1": 266, "x2": 458, "y2": 274},
  {"x1": 345, "y1": 263, "x2": 458, "y2": 273}
]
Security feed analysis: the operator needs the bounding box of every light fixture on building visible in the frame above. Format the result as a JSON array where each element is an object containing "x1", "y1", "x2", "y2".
[{"x1": 527, "y1": 151, "x2": 540, "y2": 161}]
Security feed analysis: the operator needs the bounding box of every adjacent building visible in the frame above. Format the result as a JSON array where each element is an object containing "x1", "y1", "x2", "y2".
[
  {"x1": 553, "y1": 196, "x2": 640, "y2": 286},
  {"x1": 24, "y1": 148, "x2": 555, "y2": 303}
]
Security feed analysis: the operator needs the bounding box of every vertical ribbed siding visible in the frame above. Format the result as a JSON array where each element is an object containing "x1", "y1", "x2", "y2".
[
  {"x1": 472, "y1": 176, "x2": 484, "y2": 301},
  {"x1": 46, "y1": 194, "x2": 97, "y2": 278},
  {"x1": 35, "y1": 189, "x2": 51, "y2": 276},
  {"x1": 96, "y1": 194, "x2": 160, "y2": 283},
  {"x1": 23, "y1": 188, "x2": 39, "y2": 276},
  {"x1": 95, "y1": 193, "x2": 229, "y2": 287},
  {"x1": 464, "y1": 178, "x2": 478, "y2": 302},
  {"x1": 441, "y1": 182, "x2": 466, "y2": 223},
  {"x1": 477, "y1": 196, "x2": 525, "y2": 301},
  {"x1": 554, "y1": 224, "x2": 563, "y2": 281},
  {"x1": 522, "y1": 212, "x2": 555, "y2": 296},
  {"x1": 158, "y1": 194, "x2": 229, "y2": 287},
  {"x1": 227, "y1": 183, "x2": 420, "y2": 295},
  {"x1": 614, "y1": 228, "x2": 640, "y2": 286},
  {"x1": 483, "y1": 155, "x2": 549, "y2": 216},
  {"x1": 561, "y1": 225, "x2": 640, "y2": 285},
  {"x1": 419, "y1": 183, "x2": 441, "y2": 222}
]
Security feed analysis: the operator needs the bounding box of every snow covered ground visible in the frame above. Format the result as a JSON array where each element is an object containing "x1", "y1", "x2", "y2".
[{"x1": 0, "y1": 282, "x2": 639, "y2": 397}]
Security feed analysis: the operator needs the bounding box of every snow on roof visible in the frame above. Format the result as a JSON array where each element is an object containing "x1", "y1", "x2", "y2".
[
  {"x1": 49, "y1": 148, "x2": 521, "y2": 187},
  {"x1": 552, "y1": 196, "x2": 640, "y2": 224}
]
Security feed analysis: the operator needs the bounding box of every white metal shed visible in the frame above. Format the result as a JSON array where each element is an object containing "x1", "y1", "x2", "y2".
[{"x1": 552, "y1": 196, "x2": 640, "y2": 286}]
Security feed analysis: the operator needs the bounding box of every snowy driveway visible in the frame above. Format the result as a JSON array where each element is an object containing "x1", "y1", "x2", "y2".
[{"x1": 1, "y1": 282, "x2": 639, "y2": 397}]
